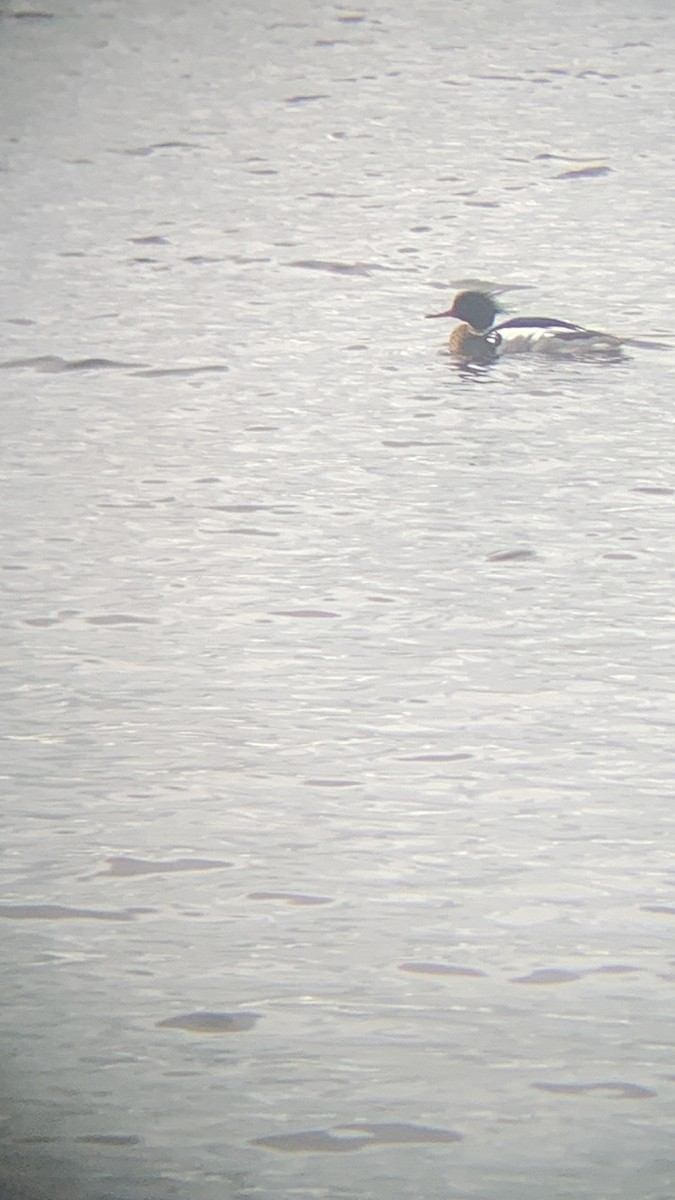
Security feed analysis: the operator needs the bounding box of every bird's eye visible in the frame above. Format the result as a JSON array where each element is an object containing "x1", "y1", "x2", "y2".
[{"x1": 486, "y1": 331, "x2": 502, "y2": 347}]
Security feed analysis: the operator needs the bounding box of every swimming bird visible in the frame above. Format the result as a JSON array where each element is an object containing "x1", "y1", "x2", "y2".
[{"x1": 426, "y1": 289, "x2": 626, "y2": 361}]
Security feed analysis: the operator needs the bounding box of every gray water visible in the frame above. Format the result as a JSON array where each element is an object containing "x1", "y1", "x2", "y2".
[{"x1": 2, "y1": 2, "x2": 675, "y2": 1198}]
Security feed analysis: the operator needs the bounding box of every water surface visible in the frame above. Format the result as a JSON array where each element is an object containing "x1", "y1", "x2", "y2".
[{"x1": 2, "y1": 2, "x2": 675, "y2": 1198}]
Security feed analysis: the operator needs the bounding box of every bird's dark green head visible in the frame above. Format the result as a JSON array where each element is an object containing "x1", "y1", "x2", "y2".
[{"x1": 426, "y1": 290, "x2": 501, "y2": 332}]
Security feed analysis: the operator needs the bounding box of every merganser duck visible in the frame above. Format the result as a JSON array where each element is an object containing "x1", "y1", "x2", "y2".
[{"x1": 426, "y1": 289, "x2": 625, "y2": 361}]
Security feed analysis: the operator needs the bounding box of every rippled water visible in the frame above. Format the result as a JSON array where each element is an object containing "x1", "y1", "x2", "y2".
[{"x1": 2, "y1": 2, "x2": 675, "y2": 1198}]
